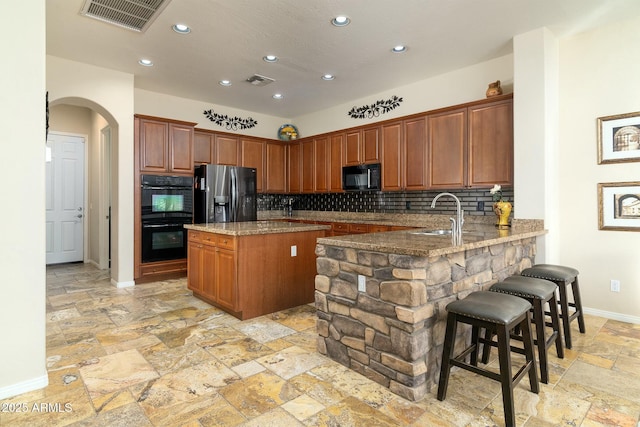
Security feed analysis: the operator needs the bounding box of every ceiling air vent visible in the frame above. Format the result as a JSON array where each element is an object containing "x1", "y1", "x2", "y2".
[
  {"x1": 80, "y1": 0, "x2": 172, "y2": 32},
  {"x1": 246, "y1": 74, "x2": 276, "y2": 87}
]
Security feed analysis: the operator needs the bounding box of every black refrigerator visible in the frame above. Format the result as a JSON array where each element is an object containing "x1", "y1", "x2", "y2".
[{"x1": 193, "y1": 164, "x2": 257, "y2": 224}]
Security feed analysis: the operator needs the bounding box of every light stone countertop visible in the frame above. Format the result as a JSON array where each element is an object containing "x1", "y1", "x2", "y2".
[
  {"x1": 316, "y1": 223, "x2": 547, "y2": 257},
  {"x1": 184, "y1": 221, "x2": 330, "y2": 236}
]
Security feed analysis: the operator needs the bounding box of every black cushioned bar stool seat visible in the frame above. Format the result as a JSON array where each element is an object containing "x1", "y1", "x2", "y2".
[
  {"x1": 485, "y1": 276, "x2": 564, "y2": 383},
  {"x1": 437, "y1": 291, "x2": 539, "y2": 426},
  {"x1": 520, "y1": 264, "x2": 585, "y2": 349}
]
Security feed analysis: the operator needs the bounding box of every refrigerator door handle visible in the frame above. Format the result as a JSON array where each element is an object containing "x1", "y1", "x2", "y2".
[{"x1": 230, "y1": 168, "x2": 238, "y2": 222}]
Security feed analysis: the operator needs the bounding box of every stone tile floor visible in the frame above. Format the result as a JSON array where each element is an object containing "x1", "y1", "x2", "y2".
[{"x1": 1, "y1": 262, "x2": 639, "y2": 426}]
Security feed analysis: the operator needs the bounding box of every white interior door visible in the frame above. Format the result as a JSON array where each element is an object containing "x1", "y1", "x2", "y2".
[{"x1": 46, "y1": 133, "x2": 85, "y2": 265}]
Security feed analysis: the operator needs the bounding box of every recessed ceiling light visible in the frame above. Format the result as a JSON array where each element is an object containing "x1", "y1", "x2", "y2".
[
  {"x1": 219, "y1": 80, "x2": 232, "y2": 86},
  {"x1": 263, "y1": 55, "x2": 278, "y2": 63},
  {"x1": 331, "y1": 15, "x2": 350, "y2": 27},
  {"x1": 273, "y1": 93, "x2": 284, "y2": 100},
  {"x1": 138, "y1": 58, "x2": 153, "y2": 66},
  {"x1": 322, "y1": 74, "x2": 335, "y2": 81},
  {"x1": 172, "y1": 23, "x2": 191, "y2": 34},
  {"x1": 392, "y1": 45, "x2": 407, "y2": 53}
]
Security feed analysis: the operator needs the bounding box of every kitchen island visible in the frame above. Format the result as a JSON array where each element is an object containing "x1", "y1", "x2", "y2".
[
  {"x1": 314, "y1": 220, "x2": 546, "y2": 401},
  {"x1": 185, "y1": 221, "x2": 329, "y2": 320}
]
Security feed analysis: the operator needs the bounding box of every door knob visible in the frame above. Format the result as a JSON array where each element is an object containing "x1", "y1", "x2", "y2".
[{"x1": 77, "y1": 214, "x2": 83, "y2": 218}]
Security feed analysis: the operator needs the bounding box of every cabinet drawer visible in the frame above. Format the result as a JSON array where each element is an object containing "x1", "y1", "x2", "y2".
[
  {"x1": 189, "y1": 231, "x2": 203, "y2": 242},
  {"x1": 368, "y1": 225, "x2": 390, "y2": 233},
  {"x1": 349, "y1": 224, "x2": 369, "y2": 233},
  {"x1": 216, "y1": 235, "x2": 236, "y2": 250},
  {"x1": 332, "y1": 222, "x2": 350, "y2": 232},
  {"x1": 189, "y1": 231, "x2": 216, "y2": 245}
]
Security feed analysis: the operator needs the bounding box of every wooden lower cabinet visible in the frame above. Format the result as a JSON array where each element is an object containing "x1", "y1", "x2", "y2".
[{"x1": 187, "y1": 229, "x2": 323, "y2": 320}]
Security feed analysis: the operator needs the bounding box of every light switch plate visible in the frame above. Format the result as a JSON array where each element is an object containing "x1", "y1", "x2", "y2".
[
  {"x1": 357, "y1": 275, "x2": 366, "y2": 292},
  {"x1": 291, "y1": 245, "x2": 297, "y2": 257}
]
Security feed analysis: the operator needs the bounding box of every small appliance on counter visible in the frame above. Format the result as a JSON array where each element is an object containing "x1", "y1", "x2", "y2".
[{"x1": 194, "y1": 164, "x2": 257, "y2": 224}]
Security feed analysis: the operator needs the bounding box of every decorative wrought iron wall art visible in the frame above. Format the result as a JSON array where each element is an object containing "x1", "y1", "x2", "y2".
[
  {"x1": 348, "y1": 95, "x2": 403, "y2": 119},
  {"x1": 203, "y1": 109, "x2": 258, "y2": 130}
]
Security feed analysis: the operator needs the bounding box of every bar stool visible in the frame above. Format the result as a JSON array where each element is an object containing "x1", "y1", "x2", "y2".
[
  {"x1": 437, "y1": 291, "x2": 539, "y2": 426},
  {"x1": 484, "y1": 276, "x2": 564, "y2": 384},
  {"x1": 521, "y1": 264, "x2": 585, "y2": 349}
]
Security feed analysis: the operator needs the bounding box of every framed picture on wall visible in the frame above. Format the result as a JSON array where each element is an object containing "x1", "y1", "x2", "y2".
[
  {"x1": 598, "y1": 181, "x2": 640, "y2": 231},
  {"x1": 597, "y1": 112, "x2": 640, "y2": 164}
]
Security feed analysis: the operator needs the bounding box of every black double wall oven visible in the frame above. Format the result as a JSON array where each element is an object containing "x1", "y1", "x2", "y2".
[{"x1": 140, "y1": 175, "x2": 193, "y2": 263}]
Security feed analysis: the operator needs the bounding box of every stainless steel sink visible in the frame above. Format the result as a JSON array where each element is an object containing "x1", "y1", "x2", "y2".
[{"x1": 410, "y1": 229, "x2": 453, "y2": 236}]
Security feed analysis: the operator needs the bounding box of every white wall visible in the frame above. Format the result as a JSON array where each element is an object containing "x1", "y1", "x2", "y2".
[
  {"x1": 557, "y1": 16, "x2": 640, "y2": 321},
  {"x1": 296, "y1": 55, "x2": 514, "y2": 136},
  {"x1": 0, "y1": 0, "x2": 48, "y2": 398},
  {"x1": 47, "y1": 56, "x2": 135, "y2": 287},
  {"x1": 134, "y1": 88, "x2": 289, "y2": 140}
]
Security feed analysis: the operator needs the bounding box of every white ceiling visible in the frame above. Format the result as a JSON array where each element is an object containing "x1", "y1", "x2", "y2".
[{"x1": 46, "y1": 0, "x2": 640, "y2": 118}]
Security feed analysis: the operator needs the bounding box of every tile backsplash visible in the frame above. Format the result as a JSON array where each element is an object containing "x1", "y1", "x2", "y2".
[{"x1": 258, "y1": 188, "x2": 513, "y2": 217}]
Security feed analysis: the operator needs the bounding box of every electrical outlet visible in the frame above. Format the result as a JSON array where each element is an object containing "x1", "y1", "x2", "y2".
[
  {"x1": 290, "y1": 245, "x2": 297, "y2": 257},
  {"x1": 477, "y1": 201, "x2": 485, "y2": 211},
  {"x1": 357, "y1": 274, "x2": 366, "y2": 292},
  {"x1": 406, "y1": 201, "x2": 411, "y2": 210},
  {"x1": 610, "y1": 279, "x2": 620, "y2": 292}
]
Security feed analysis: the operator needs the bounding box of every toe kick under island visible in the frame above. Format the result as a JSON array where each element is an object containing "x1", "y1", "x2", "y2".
[
  {"x1": 314, "y1": 220, "x2": 547, "y2": 401},
  {"x1": 185, "y1": 221, "x2": 329, "y2": 320}
]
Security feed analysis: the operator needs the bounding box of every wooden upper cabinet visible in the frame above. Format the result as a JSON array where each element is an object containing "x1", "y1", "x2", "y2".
[
  {"x1": 139, "y1": 118, "x2": 168, "y2": 172},
  {"x1": 215, "y1": 135, "x2": 239, "y2": 166},
  {"x1": 314, "y1": 136, "x2": 330, "y2": 192},
  {"x1": 467, "y1": 98, "x2": 513, "y2": 187},
  {"x1": 137, "y1": 115, "x2": 195, "y2": 174},
  {"x1": 381, "y1": 121, "x2": 403, "y2": 191},
  {"x1": 169, "y1": 124, "x2": 194, "y2": 173},
  {"x1": 194, "y1": 130, "x2": 215, "y2": 165},
  {"x1": 240, "y1": 137, "x2": 265, "y2": 193},
  {"x1": 329, "y1": 132, "x2": 344, "y2": 192},
  {"x1": 288, "y1": 141, "x2": 302, "y2": 193},
  {"x1": 344, "y1": 126, "x2": 380, "y2": 165},
  {"x1": 403, "y1": 116, "x2": 428, "y2": 190},
  {"x1": 301, "y1": 139, "x2": 315, "y2": 193},
  {"x1": 381, "y1": 118, "x2": 427, "y2": 191},
  {"x1": 428, "y1": 108, "x2": 467, "y2": 189},
  {"x1": 265, "y1": 141, "x2": 287, "y2": 193}
]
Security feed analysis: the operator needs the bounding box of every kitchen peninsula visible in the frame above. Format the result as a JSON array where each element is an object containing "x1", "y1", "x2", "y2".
[
  {"x1": 185, "y1": 221, "x2": 329, "y2": 320},
  {"x1": 314, "y1": 218, "x2": 546, "y2": 401}
]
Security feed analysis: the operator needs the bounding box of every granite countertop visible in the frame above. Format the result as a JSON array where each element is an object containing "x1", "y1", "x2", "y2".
[
  {"x1": 316, "y1": 223, "x2": 547, "y2": 257},
  {"x1": 185, "y1": 221, "x2": 330, "y2": 236}
]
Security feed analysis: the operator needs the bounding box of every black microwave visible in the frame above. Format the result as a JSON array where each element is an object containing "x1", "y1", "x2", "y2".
[{"x1": 342, "y1": 163, "x2": 381, "y2": 191}]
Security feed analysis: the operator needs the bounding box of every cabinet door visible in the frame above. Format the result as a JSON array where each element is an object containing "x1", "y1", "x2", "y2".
[
  {"x1": 329, "y1": 133, "x2": 344, "y2": 192},
  {"x1": 215, "y1": 248, "x2": 237, "y2": 311},
  {"x1": 288, "y1": 142, "x2": 302, "y2": 193},
  {"x1": 381, "y1": 122, "x2": 403, "y2": 191},
  {"x1": 265, "y1": 141, "x2": 286, "y2": 193},
  {"x1": 240, "y1": 137, "x2": 265, "y2": 193},
  {"x1": 468, "y1": 99, "x2": 513, "y2": 187},
  {"x1": 314, "y1": 137, "x2": 329, "y2": 192},
  {"x1": 169, "y1": 124, "x2": 193, "y2": 173},
  {"x1": 428, "y1": 108, "x2": 466, "y2": 188},
  {"x1": 187, "y1": 241, "x2": 203, "y2": 292},
  {"x1": 215, "y1": 135, "x2": 239, "y2": 165},
  {"x1": 362, "y1": 126, "x2": 380, "y2": 163},
  {"x1": 404, "y1": 116, "x2": 428, "y2": 190},
  {"x1": 344, "y1": 130, "x2": 361, "y2": 166},
  {"x1": 201, "y1": 244, "x2": 217, "y2": 300},
  {"x1": 301, "y1": 139, "x2": 314, "y2": 193},
  {"x1": 194, "y1": 131, "x2": 214, "y2": 165},
  {"x1": 139, "y1": 119, "x2": 168, "y2": 172}
]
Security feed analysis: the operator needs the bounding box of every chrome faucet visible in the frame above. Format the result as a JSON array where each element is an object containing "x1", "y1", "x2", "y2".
[{"x1": 431, "y1": 192, "x2": 464, "y2": 245}]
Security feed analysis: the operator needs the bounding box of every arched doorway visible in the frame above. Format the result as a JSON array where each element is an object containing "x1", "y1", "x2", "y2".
[{"x1": 48, "y1": 97, "x2": 118, "y2": 277}]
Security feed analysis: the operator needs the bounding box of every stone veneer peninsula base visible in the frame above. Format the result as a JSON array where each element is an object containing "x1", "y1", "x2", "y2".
[{"x1": 314, "y1": 223, "x2": 545, "y2": 401}]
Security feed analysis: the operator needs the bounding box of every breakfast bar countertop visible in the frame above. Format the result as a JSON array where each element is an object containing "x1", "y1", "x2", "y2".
[
  {"x1": 184, "y1": 220, "x2": 330, "y2": 236},
  {"x1": 316, "y1": 223, "x2": 547, "y2": 257}
]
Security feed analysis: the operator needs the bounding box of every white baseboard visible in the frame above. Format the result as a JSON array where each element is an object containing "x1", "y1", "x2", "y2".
[
  {"x1": 111, "y1": 278, "x2": 135, "y2": 288},
  {"x1": 0, "y1": 374, "x2": 48, "y2": 400},
  {"x1": 583, "y1": 306, "x2": 640, "y2": 325}
]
